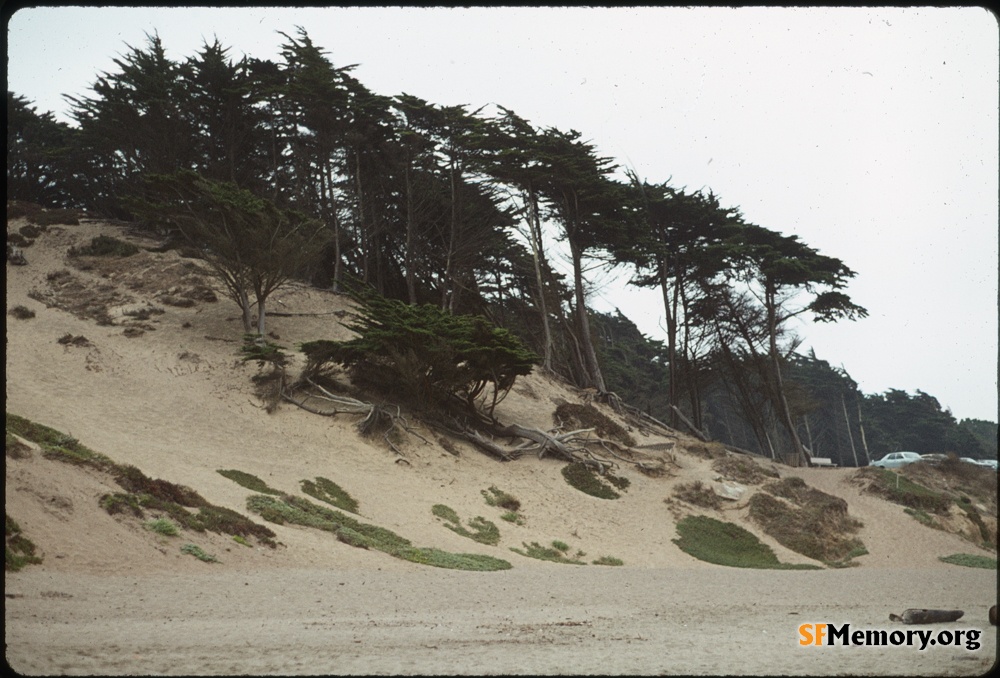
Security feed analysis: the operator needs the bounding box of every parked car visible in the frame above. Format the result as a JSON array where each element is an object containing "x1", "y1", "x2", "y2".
[
  {"x1": 962, "y1": 457, "x2": 999, "y2": 471},
  {"x1": 919, "y1": 453, "x2": 948, "y2": 465},
  {"x1": 870, "y1": 451, "x2": 923, "y2": 469}
]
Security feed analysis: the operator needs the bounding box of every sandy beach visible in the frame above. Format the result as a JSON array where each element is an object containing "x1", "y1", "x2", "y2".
[{"x1": 5, "y1": 565, "x2": 996, "y2": 675}]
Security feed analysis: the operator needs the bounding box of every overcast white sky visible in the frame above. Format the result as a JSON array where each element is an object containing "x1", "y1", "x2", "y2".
[{"x1": 7, "y1": 6, "x2": 999, "y2": 423}]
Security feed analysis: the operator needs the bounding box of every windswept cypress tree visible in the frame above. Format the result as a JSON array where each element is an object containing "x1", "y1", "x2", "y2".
[{"x1": 301, "y1": 289, "x2": 536, "y2": 419}]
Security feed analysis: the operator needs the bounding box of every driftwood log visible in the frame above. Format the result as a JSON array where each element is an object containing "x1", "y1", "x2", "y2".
[{"x1": 888, "y1": 609, "x2": 964, "y2": 624}]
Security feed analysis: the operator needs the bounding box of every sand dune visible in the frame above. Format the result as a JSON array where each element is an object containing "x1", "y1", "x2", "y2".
[{"x1": 5, "y1": 218, "x2": 997, "y2": 675}]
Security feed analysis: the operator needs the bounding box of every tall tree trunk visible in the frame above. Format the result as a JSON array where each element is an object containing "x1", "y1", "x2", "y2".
[
  {"x1": 238, "y1": 288, "x2": 253, "y2": 334},
  {"x1": 569, "y1": 235, "x2": 606, "y2": 392},
  {"x1": 404, "y1": 156, "x2": 417, "y2": 304},
  {"x1": 856, "y1": 396, "x2": 871, "y2": 465},
  {"x1": 527, "y1": 188, "x2": 553, "y2": 371},
  {"x1": 658, "y1": 262, "x2": 679, "y2": 426},
  {"x1": 841, "y1": 393, "x2": 860, "y2": 468},
  {"x1": 765, "y1": 285, "x2": 808, "y2": 465}
]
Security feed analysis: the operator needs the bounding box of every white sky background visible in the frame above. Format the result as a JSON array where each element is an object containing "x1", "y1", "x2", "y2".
[{"x1": 7, "y1": 6, "x2": 999, "y2": 423}]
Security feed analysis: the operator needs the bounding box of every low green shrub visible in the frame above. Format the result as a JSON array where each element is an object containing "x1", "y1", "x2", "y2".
[
  {"x1": 592, "y1": 556, "x2": 624, "y2": 566},
  {"x1": 862, "y1": 468, "x2": 952, "y2": 514},
  {"x1": 144, "y1": 518, "x2": 180, "y2": 537},
  {"x1": 8, "y1": 305, "x2": 35, "y2": 320},
  {"x1": 432, "y1": 504, "x2": 501, "y2": 545},
  {"x1": 6, "y1": 514, "x2": 43, "y2": 571},
  {"x1": 561, "y1": 463, "x2": 625, "y2": 499},
  {"x1": 673, "y1": 481, "x2": 722, "y2": 509},
  {"x1": 69, "y1": 235, "x2": 139, "y2": 257},
  {"x1": 500, "y1": 511, "x2": 524, "y2": 525},
  {"x1": 938, "y1": 553, "x2": 997, "y2": 569},
  {"x1": 180, "y1": 543, "x2": 218, "y2": 563},
  {"x1": 217, "y1": 469, "x2": 283, "y2": 496},
  {"x1": 673, "y1": 515, "x2": 821, "y2": 570},
  {"x1": 301, "y1": 477, "x2": 359, "y2": 513},
  {"x1": 510, "y1": 541, "x2": 586, "y2": 565},
  {"x1": 248, "y1": 494, "x2": 510, "y2": 571},
  {"x1": 481, "y1": 486, "x2": 521, "y2": 512}
]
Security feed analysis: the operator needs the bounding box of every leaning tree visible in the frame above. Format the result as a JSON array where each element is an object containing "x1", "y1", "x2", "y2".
[{"x1": 131, "y1": 169, "x2": 329, "y2": 336}]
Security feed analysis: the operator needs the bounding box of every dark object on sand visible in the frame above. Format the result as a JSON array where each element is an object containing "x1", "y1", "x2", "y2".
[
  {"x1": 990, "y1": 605, "x2": 996, "y2": 626},
  {"x1": 889, "y1": 609, "x2": 964, "y2": 624}
]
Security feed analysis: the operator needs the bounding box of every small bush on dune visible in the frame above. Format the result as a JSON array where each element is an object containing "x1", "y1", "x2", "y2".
[
  {"x1": 69, "y1": 234, "x2": 138, "y2": 257},
  {"x1": 6, "y1": 513, "x2": 43, "y2": 571},
  {"x1": 510, "y1": 541, "x2": 587, "y2": 565},
  {"x1": 562, "y1": 462, "x2": 627, "y2": 500},
  {"x1": 938, "y1": 553, "x2": 997, "y2": 569},
  {"x1": 8, "y1": 305, "x2": 35, "y2": 320},
  {"x1": 144, "y1": 518, "x2": 180, "y2": 537},
  {"x1": 217, "y1": 469, "x2": 283, "y2": 496},
  {"x1": 673, "y1": 481, "x2": 722, "y2": 509},
  {"x1": 301, "y1": 477, "x2": 359, "y2": 514},
  {"x1": 180, "y1": 543, "x2": 217, "y2": 563},
  {"x1": 857, "y1": 467, "x2": 952, "y2": 514},
  {"x1": 748, "y1": 478, "x2": 865, "y2": 565},
  {"x1": 481, "y1": 486, "x2": 521, "y2": 512}
]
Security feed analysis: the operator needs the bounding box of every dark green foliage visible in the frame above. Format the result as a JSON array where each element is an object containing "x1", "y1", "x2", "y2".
[
  {"x1": 6, "y1": 513, "x2": 43, "y2": 571},
  {"x1": 114, "y1": 465, "x2": 208, "y2": 507},
  {"x1": 239, "y1": 336, "x2": 290, "y2": 368},
  {"x1": 561, "y1": 463, "x2": 627, "y2": 499},
  {"x1": 68, "y1": 235, "x2": 139, "y2": 257},
  {"x1": 673, "y1": 515, "x2": 820, "y2": 570},
  {"x1": 862, "y1": 389, "x2": 989, "y2": 459},
  {"x1": 216, "y1": 469, "x2": 283, "y2": 495},
  {"x1": 301, "y1": 477, "x2": 359, "y2": 513},
  {"x1": 132, "y1": 170, "x2": 328, "y2": 335},
  {"x1": 959, "y1": 418, "x2": 998, "y2": 457},
  {"x1": 99, "y1": 492, "x2": 145, "y2": 517},
  {"x1": 301, "y1": 290, "x2": 536, "y2": 416},
  {"x1": 591, "y1": 310, "x2": 671, "y2": 423},
  {"x1": 6, "y1": 412, "x2": 114, "y2": 470},
  {"x1": 7, "y1": 94, "x2": 82, "y2": 207}
]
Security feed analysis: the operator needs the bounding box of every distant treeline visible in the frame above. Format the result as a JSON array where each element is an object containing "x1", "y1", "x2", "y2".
[{"x1": 7, "y1": 30, "x2": 994, "y2": 463}]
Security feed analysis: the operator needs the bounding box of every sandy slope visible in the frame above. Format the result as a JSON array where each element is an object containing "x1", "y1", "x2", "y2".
[{"x1": 5, "y1": 219, "x2": 998, "y2": 675}]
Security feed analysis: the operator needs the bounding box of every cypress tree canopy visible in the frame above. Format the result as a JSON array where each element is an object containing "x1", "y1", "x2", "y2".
[{"x1": 301, "y1": 290, "x2": 537, "y2": 417}]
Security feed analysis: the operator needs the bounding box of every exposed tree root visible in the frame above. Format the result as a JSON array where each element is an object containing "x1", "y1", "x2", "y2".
[
  {"x1": 279, "y1": 378, "x2": 676, "y2": 476},
  {"x1": 281, "y1": 378, "x2": 429, "y2": 460}
]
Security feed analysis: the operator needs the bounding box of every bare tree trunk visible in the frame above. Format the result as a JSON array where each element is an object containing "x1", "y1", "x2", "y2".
[
  {"x1": 856, "y1": 396, "x2": 871, "y2": 465},
  {"x1": 568, "y1": 216, "x2": 605, "y2": 392},
  {"x1": 404, "y1": 157, "x2": 418, "y2": 304},
  {"x1": 527, "y1": 189, "x2": 553, "y2": 371},
  {"x1": 238, "y1": 288, "x2": 253, "y2": 334},
  {"x1": 659, "y1": 262, "x2": 679, "y2": 427},
  {"x1": 766, "y1": 286, "x2": 808, "y2": 465},
  {"x1": 840, "y1": 393, "x2": 859, "y2": 467}
]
